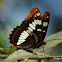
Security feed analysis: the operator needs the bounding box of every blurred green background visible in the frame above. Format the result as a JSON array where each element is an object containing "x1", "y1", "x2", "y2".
[{"x1": 0, "y1": 0, "x2": 62, "y2": 50}]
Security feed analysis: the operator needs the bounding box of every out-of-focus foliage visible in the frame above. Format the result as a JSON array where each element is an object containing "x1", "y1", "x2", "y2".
[
  {"x1": 0, "y1": 34, "x2": 6, "y2": 47},
  {"x1": 0, "y1": 46, "x2": 17, "y2": 54}
]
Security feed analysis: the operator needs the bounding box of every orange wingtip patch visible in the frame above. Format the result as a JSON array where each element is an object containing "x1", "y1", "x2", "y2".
[
  {"x1": 24, "y1": 7, "x2": 40, "y2": 21},
  {"x1": 42, "y1": 10, "x2": 50, "y2": 19}
]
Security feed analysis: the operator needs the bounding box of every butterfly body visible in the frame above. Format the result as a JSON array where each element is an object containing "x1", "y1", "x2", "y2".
[{"x1": 9, "y1": 7, "x2": 50, "y2": 51}]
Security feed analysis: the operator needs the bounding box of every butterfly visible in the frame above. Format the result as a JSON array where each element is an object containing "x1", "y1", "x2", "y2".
[{"x1": 9, "y1": 7, "x2": 50, "y2": 52}]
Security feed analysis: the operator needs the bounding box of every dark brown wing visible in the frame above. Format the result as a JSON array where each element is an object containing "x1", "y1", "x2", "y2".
[
  {"x1": 42, "y1": 11, "x2": 50, "y2": 41},
  {"x1": 9, "y1": 25, "x2": 36, "y2": 48}
]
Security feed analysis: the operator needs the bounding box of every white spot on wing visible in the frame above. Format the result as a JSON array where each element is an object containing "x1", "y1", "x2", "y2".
[
  {"x1": 17, "y1": 42, "x2": 21, "y2": 45},
  {"x1": 34, "y1": 15, "x2": 36, "y2": 17},
  {"x1": 21, "y1": 32, "x2": 28, "y2": 37},
  {"x1": 46, "y1": 16, "x2": 49, "y2": 18},
  {"x1": 18, "y1": 39, "x2": 25, "y2": 43},
  {"x1": 37, "y1": 19, "x2": 39, "y2": 24},
  {"x1": 26, "y1": 30, "x2": 31, "y2": 34},
  {"x1": 34, "y1": 20, "x2": 38, "y2": 25},
  {"x1": 37, "y1": 19, "x2": 42, "y2": 25},
  {"x1": 45, "y1": 16, "x2": 49, "y2": 20},
  {"x1": 23, "y1": 31, "x2": 29, "y2": 36},
  {"x1": 17, "y1": 40, "x2": 25, "y2": 45},
  {"x1": 37, "y1": 29, "x2": 41, "y2": 31},
  {"x1": 29, "y1": 23, "x2": 35, "y2": 30},
  {"x1": 32, "y1": 22, "x2": 36, "y2": 27},
  {"x1": 19, "y1": 37, "x2": 24, "y2": 40},
  {"x1": 43, "y1": 22, "x2": 45, "y2": 27},
  {"x1": 43, "y1": 22, "x2": 48, "y2": 27},
  {"x1": 43, "y1": 30, "x2": 46, "y2": 32},
  {"x1": 36, "y1": 13, "x2": 40, "y2": 16},
  {"x1": 28, "y1": 27, "x2": 33, "y2": 32},
  {"x1": 39, "y1": 20, "x2": 42, "y2": 25},
  {"x1": 20, "y1": 35, "x2": 28, "y2": 39},
  {"x1": 19, "y1": 30, "x2": 29, "y2": 41}
]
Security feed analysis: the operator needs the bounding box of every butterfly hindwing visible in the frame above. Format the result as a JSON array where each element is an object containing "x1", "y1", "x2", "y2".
[{"x1": 42, "y1": 11, "x2": 50, "y2": 41}]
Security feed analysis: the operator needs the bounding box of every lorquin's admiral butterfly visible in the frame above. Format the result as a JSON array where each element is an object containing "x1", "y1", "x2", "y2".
[{"x1": 9, "y1": 7, "x2": 50, "y2": 52}]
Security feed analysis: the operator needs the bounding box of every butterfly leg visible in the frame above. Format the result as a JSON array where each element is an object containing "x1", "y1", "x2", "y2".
[
  {"x1": 41, "y1": 41, "x2": 46, "y2": 53},
  {"x1": 33, "y1": 48, "x2": 38, "y2": 55}
]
